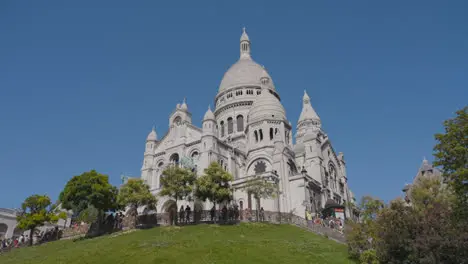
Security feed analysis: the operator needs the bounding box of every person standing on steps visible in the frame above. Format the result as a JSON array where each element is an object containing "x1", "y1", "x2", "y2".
[
  {"x1": 185, "y1": 205, "x2": 191, "y2": 224},
  {"x1": 179, "y1": 206, "x2": 185, "y2": 225},
  {"x1": 210, "y1": 205, "x2": 216, "y2": 222}
]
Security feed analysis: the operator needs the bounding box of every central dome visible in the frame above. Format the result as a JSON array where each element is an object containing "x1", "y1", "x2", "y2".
[
  {"x1": 218, "y1": 29, "x2": 275, "y2": 93},
  {"x1": 219, "y1": 58, "x2": 275, "y2": 92}
]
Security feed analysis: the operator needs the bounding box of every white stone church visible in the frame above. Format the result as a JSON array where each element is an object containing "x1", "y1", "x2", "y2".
[{"x1": 140, "y1": 29, "x2": 354, "y2": 219}]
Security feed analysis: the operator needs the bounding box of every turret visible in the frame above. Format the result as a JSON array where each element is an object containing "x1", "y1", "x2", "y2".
[
  {"x1": 296, "y1": 90, "x2": 321, "y2": 141},
  {"x1": 202, "y1": 106, "x2": 216, "y2": 136},
  {"x1": 142, "y1": 127, "x2": 157, "y2": 186},
  {"x1": 240, "y1": 27, "x2": 251, "y2": 59},
  {"x1": 200, "y1": 106, "x2": 218, "y2": 173}
]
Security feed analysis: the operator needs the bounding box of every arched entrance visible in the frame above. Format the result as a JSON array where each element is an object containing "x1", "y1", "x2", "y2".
[
  {"x1": 161, "y1": 200, "x2": 177, "y2": 225},
  {"x1": 13, "y1": 227, "x2": 23, "y2": 238},
  {"x1": 0, "y1": 223, "x2": 8, "y2": 239}
]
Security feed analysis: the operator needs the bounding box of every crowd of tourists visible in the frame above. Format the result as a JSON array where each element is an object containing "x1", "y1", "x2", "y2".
[
  {"x1": 0, "y1": 227, "x2": 62, "y2": 253},
  {"x1": 173, "y1": 204, "x2": 270, "y2": 224},
  {"x1": 305, "y1": 210, "x2": 344, "y2": 234}
]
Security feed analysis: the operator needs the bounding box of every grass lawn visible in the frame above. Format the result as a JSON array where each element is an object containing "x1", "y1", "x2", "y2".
[{"x1": 0, "y1": 223, "x2": 354, "y2": 264}]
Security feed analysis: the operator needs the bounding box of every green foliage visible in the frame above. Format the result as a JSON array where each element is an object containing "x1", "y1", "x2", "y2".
[
  {"x1": 433, "y1": 106, "x2": 468, "y2": 215},
  {"x1": 359, "y1": 249, "x2": 379, "y2": 264},
  {"x1": 118, "y1": 179, "x2": 157, "y2": 221},
  {"x1": 241, "y1": 177, "x2": 278, "y2": 200},
  {"x1": 410, "y1": 176, "x2": 453, "y2": 213},
  {"x1": 194, "y1": 162, "x2": 234, "y2": 206},
  {"x1": 240, "y1": 177, "x2": 278, "y2": 221},
  {"x1": 359, "y1": 196, "x2": 384, "y2": 222},
  {"x1": 159, "y1": 166, "x2": 196, "y2": 203},
  {"x1": 77, "y1": 205, "x2": 99, "y2": 224},
  {"x1": 59, "y1": 170, "x2": 118, "y2": 214},
  {"x1": 374, "y1": 199, "x2": 416, "y2": 263},
  {"x1": 348, "y1": 177, "x2": 468, "y2": 263},
  {"x1": 16, "y1": 195, "x2": 65, "y2": 246}
]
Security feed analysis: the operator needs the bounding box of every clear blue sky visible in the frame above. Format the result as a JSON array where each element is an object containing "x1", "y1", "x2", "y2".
[{"x1": 1, "y1": 0, "x2": 467, "y2": 209}]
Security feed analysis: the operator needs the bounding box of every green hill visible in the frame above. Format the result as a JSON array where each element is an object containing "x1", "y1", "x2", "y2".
[{"x1": 1, "y1": 223, "x2": 353, "y2": 264}]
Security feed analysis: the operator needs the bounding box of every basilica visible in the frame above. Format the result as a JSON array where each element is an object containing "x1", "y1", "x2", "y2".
[{"x1": 140, "y1": 29, "x2": 354, "y2": 219}]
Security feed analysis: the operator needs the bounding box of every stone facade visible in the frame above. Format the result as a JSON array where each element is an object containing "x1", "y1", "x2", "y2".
[
  {"x1": 0, "y1": 206, "x2": 72, "y2": 239},
  {"x1": 141, "y1": 29, "x2": 354, "y2": 219}
]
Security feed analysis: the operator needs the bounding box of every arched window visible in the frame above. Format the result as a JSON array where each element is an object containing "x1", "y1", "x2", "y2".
[
  {"x1": 254, "y1": 131, "x2": 258, "y2": 143},
  {"x1": 220, "y1": 121, "x2": 225, "y2": 137},
  {"x1": 259, "y1": 129, "x2": 263, "y2": 141},
  {"x1": 275, "y1": 128, "x2": 279, "y2": 135},
  {"x1": 329, "y1": 164, "x2": 336, "y2": 189},
  {"x1": 191, "y1": 151, "x2": 199, "y2": 161},
  {"x1": 227, "y1": 117, "x2": 233, "y2": 134},
  {"x1": 236, "y1": 115, "x2": 244, "y2": 132},
  {"x1": 270, "y1": 128, "x2": 274, "y2": 140},
  {"x1": 170, "y1": 153, "x2": 179, "y2": 166},
  {"x1": 158, "y1": 162, "x2": 164, "y2": 188},
  {"x1": 173, "y1": 116, "x2": 181, "y2": 125}
]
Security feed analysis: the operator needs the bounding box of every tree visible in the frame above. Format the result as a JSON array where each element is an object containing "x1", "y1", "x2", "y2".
[
  {"x1": 346, "y1": 196, "x2": 384, "y2": 261},
  {"x1": 374, "y1": 199, "x2": 416, "y2": 264},
  {"x1": 433, "y1": 106, "x2": 468, "y2": 216},
  {"x1": 117, "y1": 179, "x2": 157, "y2": 229},
  {"x1": 59, "y1": 170, "x2": 118, "y2": 226},
  {"x1": 159, "y1": 166, "x2": 196, "y2": 224},
  {"x1": 16, "y1": 195, "x2": 66, "y2": 246},
  {"x1": 77, "y1": 205, "x2": 99, "y2": 224},
  {"x1": 194, "y1": 162, "x2": 233, "y2": 222},
  {"x1": 240, "y1": 177, "x2": 278, "y2": 221}
]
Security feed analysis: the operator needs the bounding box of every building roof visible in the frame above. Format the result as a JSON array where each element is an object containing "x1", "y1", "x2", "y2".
[
  {"x1": 146, "y1": 127, "x2": 157, "y2": 141},
  {"x1": 298, "y1": 90, "x2": 320, "y2": 123},
  {"x1": 240, "y1": 27, "x2": 249, "y2": 42},
  {"x1": 180, "y1": 98, "x2": 188, "y2": 111},
  {"x1": 203, "y1": 105, "x2": 215, "y2": 121},
  {"x1": 218, "y1": 29, "x2": 276, "y2": 92}
]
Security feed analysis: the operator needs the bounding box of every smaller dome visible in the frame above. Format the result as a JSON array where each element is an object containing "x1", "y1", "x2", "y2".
[
  {"x1": 180, "y1": 98, "x2": 188, "y2": 111},
  {"x1": 203, "y1": 106, "x2": 215, "y2": 121},
  {"x1": 240, "y1": 27, "x2": 249, "y2": 42},
  {"x1": 147, "y1": 127, "x2": 157, "y2": 141},
  {"x1": 248, "y1": 87, "x2": 286, "y2": 124}
]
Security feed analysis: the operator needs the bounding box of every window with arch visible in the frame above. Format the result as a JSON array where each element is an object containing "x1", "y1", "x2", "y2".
[
  {"x1": 158, "y1": 162, "x2": 164, "y2": 188},
  {"x1": 227, "y1": 117, "x2": 233, "y2": 134},
  {"x1": 236, "y1": 115, "x2": 244, "y2": 132},
  {"x1": 329, "y1": 163, "x2": 336, "y2": 190},
  {"x1": 270, "y1": 128, "x2": 274, "y2": 140},
  {"x1": 220, "y1": 121, "x2": 225, "y2": 137},
  {"x1": 287, "y1": 159, "x2": 298, "y2": 176},
  {"x1": 173, "y1": 116, "x2": 182, "y2": 125},
  {"x1": 259, "y1": 129, "x2": 263, "y2": 141},
  {"x1": 191, "y1": 151, "x2": 199, "y2": 161},
  {"x1": 275, "y1": 128, "x2": 279, "y2": 135},
  {"x1": 257, "y1": 90, "x2": 261, "y2": 95},
  {"x1": 170, "y1": 153, "x2": 179, "y2": 166},
  {"x1": 254, "y1": 161, "x2": 267, "y2": 174},
  {"x1": 254, "y1": 130, "x2": 258, "y2": 143}
]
